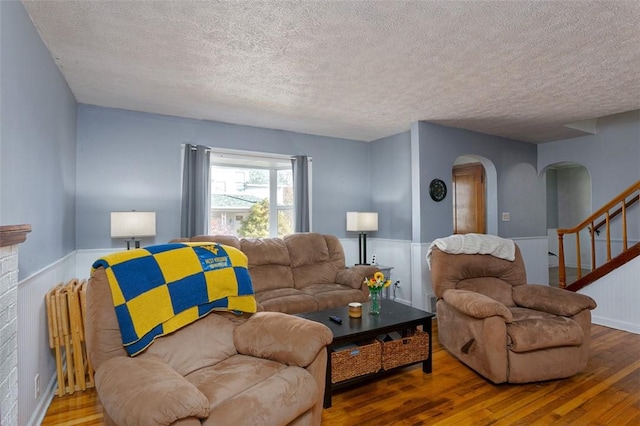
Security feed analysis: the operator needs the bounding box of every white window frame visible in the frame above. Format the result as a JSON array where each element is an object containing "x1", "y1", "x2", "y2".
[{"x1": 210, "y1": 148, "x2": 299, "y2": 238}]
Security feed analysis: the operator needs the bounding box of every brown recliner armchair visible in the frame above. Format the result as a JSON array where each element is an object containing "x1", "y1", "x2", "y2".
[
  {"x1": 85, "y1": 266, "x2": 333, "y2": 426},
  {"x1": 429, "y1": 237, "x2": 597, "y2": 384}
]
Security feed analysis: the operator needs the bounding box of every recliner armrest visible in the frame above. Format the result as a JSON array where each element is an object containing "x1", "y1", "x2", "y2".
[
  {"x1": 234, "y1": 312, "x2": 333, "y2": 367},
  {"x1": 512, "y1": 284, "x2": 597, "y2": 316},
  {"x1": 336, "y1": 265, "x2": 379, "y2": 291},
  {"x1": 442, "y1": 289, "x2": 513, "y2": 322},
  {"x1": 95, "y1": 355, "x2": 209, "y2": 426}
]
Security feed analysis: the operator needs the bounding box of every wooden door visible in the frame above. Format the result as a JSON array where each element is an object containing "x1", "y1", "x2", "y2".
[{"x1": 453, "y1": 163, "x2": 486, "y2": 234}]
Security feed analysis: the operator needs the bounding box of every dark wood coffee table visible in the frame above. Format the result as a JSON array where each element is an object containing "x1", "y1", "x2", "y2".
[{"x1": 298, "y1": 299, "x2": 434, "y2": 408}]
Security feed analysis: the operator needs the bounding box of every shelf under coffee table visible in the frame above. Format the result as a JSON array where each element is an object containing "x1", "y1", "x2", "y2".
[{"x1": 298, "y1": 299, "x2": 434, "y2": 408}]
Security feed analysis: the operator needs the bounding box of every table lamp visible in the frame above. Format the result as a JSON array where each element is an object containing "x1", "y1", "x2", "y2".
[
  {"x1": 346, "y1": 212, "x2": 378, "y2": 265},
  {"x1": 110, "y1": 211, "x2": 156, "y2": 250}
]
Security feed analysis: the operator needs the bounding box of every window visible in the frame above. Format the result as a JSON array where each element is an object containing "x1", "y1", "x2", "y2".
[{"x1": 209, "y1": 150, "x2": 295, "y2": 238}]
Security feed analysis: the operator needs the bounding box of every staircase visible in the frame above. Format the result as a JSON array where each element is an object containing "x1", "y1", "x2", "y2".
[{"x1": 556, "y1": 180, "x2": 640, "y2": 291}]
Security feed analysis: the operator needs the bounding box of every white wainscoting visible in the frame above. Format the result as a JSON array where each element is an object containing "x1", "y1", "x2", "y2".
[
  {"x1": 579, "y1": 256, "x2": 640, "y2": 334},
  {"x1": 17, "y1": 252, "x2": 76, "y2": 426},
  {"x1": 411, "y1": 242, "x2": 432, "y2": 312},
  {"x1": 76, "y1": 248, "x2": 120, "y2": 279},
  {"x1": 340, "y1": 238, "x2": 414, "y2": 307},
  {"x1": 547, "y1": 229, "x2": 560, "y2": 267},
  {"x1": 511, "y1": 237, "x2": 550, "y2": 285}
]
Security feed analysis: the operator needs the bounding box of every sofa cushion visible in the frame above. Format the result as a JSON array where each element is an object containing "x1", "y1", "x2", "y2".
[
  {"x1": 442, "y1": 289, "x2": 513, "y2": 322},
  {"x1": 249, "y1": 264, "x2": 295, "y2": 292},
  {"x1": 429, "y1": 245, "x2": 527, "y2": 299},
  {"x1": 96, "y1": 355, "x2": 210, "y2": 425},
  {"x1": 301, "y1": 284, "x2": 367, "y2": 310},
  {"x1": 255, "y1": 288, "x2": 319, "y2": 314},
  {"x1": 189, "y1": 234, "x2": 242, "y2": 250},
  {"x1": 512, "y1": 284, "x2": 597, "y2": 316},
  {"x1": 140, "y1": 313, "x2": 237, "y2": 376},
  {"x1": 507, "y1": 310, "x2": 584, "y2": 353},
  {"x1": 241, "y1": 238, "x2": 295, "y2": 292},
  {"x1": 241, "y1": 237, "x2": 291, "y2": 267},
  {"x1": 457, "y1": 277, "x2": 515, "y2": 307},
  {"x1": 509, "y1": 306, "x2": 556, "y2": 321},
  {"x1": 324, "y1": 234, "x2": 348, "y2": 267},
  {"x1": 286, "y1": 234, "x2": 341, "y2": 289},
  {"x1": 291, "y1": 262, "x2": 340, "y2": 290},
  {"x1": 186, "y1": 355, "x2": 317, "y2": 426},
  {"x1": 234, "y1": 312, "x2": 333, "y2": 368},
  {"x1": 285, "y1": 233, "x2": 330, "y2": 267}
]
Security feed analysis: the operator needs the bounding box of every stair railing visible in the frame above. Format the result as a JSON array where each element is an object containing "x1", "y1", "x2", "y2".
[{"x1": 556, "y1": 180, "x2": 640, "y2": 289}]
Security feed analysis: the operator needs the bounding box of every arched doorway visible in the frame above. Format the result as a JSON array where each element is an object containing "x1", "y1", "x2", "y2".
[{"x1": 543, "y1": 162, "x2": 592, "y2": 285}]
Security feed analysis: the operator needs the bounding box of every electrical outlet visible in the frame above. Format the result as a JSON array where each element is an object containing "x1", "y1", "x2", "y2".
[
  {"x1": 34, "y1": 373, "x2": 40, "y2": 399},
  {"x1": 501, "y1": 212, "x2": 511, "y2": 221}
]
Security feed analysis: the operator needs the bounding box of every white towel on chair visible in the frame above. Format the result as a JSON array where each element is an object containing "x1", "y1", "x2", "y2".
[{"x1": 426, "y1": 233, "x2": 515, "y2": 269}]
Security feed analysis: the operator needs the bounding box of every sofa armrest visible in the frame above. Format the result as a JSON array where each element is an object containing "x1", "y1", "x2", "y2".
[
  {"x1": 442, "y1": 289, "x2": 513, "y2": 322},
  {"x1": 336, "y1": 265, "x2": 379, "y2": 291},
  {"x1": 234, "y1": 312, "x2": 333, "y2": 367},
  {"x1": 512, "y1": 284, "x2": 597, "y2": 316},
  {"x1": 95, "y1": 355, "x2": 209, "y2": 426}
]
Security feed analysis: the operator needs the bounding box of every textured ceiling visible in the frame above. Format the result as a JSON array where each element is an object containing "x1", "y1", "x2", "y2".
[{"x1": 22, "y1": 1, "x2": 640, "y2": 143}]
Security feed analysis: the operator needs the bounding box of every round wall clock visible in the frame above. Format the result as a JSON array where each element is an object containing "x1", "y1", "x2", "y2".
[{"x1": 429, "y1": 179, "x2": 447, "y2": 202}]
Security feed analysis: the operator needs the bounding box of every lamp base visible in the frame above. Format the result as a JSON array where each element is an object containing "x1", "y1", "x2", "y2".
[
  {"x1": 125, "y1": 239, "x2": 141, "y2": 250},
  {"x1": 357, "y1": 232, "x2": 369, "y2": 265}
]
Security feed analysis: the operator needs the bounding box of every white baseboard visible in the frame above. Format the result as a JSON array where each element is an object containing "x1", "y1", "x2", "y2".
[
  {"x1": 27, "y1": 373, "x2": 57, "y2": 426},
  {"x1": 592, "y1": 316, "x2": 640, "y2": 335}
]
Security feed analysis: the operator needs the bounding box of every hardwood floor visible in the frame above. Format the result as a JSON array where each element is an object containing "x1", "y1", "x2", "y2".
[{"x1": 43, "y1": 321, "x2": 640, "y2": 425}]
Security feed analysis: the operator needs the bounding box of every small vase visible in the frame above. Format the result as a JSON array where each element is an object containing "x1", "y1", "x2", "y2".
[{"x1": 370, "y1": 289, "x2": 381, "y2": 315}]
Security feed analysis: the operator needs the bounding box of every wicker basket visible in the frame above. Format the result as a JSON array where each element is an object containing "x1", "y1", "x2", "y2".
[
  {"x1": 381, "y1": 329, "x2": 429, "y2": 370},
  {"x1": 331, "y1": 340, "x2": 382, "y2": 383}
]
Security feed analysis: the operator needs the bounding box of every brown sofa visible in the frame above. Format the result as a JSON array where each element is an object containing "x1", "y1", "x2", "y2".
[
  {"x1": 430, "y1": 243, "x2": 597, "y2": 384},
  {"x1": 174, "y1": 232, "x2": 378, "y2": 314},
  {"x1": 85, "y1": 266, "x2": 333, "y2": 426}
]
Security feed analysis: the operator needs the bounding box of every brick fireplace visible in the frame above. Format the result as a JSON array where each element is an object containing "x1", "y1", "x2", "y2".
[{"x1": 0, "y1": 225, "x2": 31, "y2": 426}]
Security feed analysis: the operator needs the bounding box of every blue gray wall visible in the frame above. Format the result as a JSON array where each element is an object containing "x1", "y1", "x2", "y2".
[
  {"x1": 546, "y1": 169, "x2": 558, "y2": 229},
  {"x1": 539, "y1": 110, "x2": 640, "y2": 209},
  {"x1": 0, "y1": 0, "x2": 77, "y2": 279},
  {"x1": 539, "y1": 110, "x2": 640, "y2": 240},
  {"x1": 416, "y1": 122, "x2": 544, "y2": 242},
  {"x1": 76, "y1": 105, "x2": 374, "y2": 249},
  {"x1": 370, "y1": 131, "x2": 412, "y2": 240},
  {"x1": 556, "y1": 166, "x2": 591, "y2": 229}
]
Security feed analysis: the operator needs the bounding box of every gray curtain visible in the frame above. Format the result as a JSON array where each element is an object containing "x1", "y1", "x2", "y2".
[
  {"x1": 292, "y1": 155, "x2": 310, "y2": 232},
  {"x1": 180, "y1": 144, "x2": 211, "y2": 237}
]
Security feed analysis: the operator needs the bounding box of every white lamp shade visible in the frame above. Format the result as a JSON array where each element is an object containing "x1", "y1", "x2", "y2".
[
  {"x1": 110, "y1": 211, "x2": 156, "y2": 238},
  {"x1": 346, "y1": 212, "x2": 378, "y2": 232}
]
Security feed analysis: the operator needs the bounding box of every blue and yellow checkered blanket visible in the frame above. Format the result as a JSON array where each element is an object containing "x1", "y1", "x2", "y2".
[{"x1": 92, "y1": 242, "x2": 257, "y2": 356}]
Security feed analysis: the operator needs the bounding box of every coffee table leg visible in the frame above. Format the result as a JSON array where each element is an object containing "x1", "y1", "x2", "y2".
[
  {"x1": 423, "y1": 317, "x2": 433, "y2": 374},
  {"x1": 324, "y1": 348, "x2": 333, "y2": 408}
]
